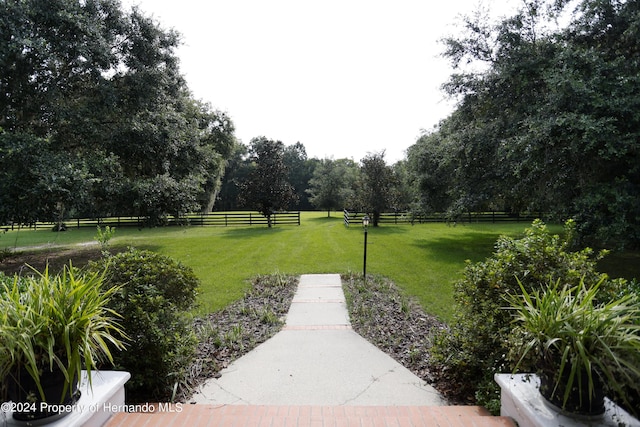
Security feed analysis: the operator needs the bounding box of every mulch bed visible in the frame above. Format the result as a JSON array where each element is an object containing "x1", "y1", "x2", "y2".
[{"x1": 341, "y1": 273, "x2": 452, "y2": 395}]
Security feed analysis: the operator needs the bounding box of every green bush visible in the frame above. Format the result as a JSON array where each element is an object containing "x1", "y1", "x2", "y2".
[
  {"x1": 0, "y1": 272, "x2": 28, "y2": 295},
  {"x1": 430, "y1": 219, "x2": 627, "y2": 412},
  {"x1": 92, "y1": 248, "x2": 199, "y2": 402}
]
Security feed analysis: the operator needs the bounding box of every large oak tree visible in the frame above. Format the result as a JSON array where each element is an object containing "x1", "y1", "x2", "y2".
[
  {"x1": 0, "y1": 0, "x2": 234, "y2": 226},
  {"x1": 408, "y1": 0, "x2": 640, "y2": 248}
]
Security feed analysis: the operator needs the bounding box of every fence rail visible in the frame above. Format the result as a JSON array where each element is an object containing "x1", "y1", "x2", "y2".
[
  {"x1": 344, "y1": 211, "x2": 542, "y2": 225},
  {"x1": 4, "y1": 212, "x2": 301, "y2": 230}
]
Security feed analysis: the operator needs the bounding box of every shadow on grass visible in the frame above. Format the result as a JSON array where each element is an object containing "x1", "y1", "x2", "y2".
[
  {"x1": 219, "y1": 227, "x2": 286, "y2": 239},
  {"x1": 598, "y1": 250, "x2": 640, "y2": 281},
  {"x1": 307, "y1": 214, "x2": 342, "y2": 222},
  {"x1": 412, "y1": 234, "x2": 499, "y2": 266}
]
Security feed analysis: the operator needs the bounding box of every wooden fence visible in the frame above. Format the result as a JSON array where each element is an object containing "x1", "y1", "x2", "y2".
[
  {"x1": 6, "y1": 212, "x2": 301, "y2": 230},
  {"x1": 344, "y1": 211, "x2": 542, "y2": 225}
]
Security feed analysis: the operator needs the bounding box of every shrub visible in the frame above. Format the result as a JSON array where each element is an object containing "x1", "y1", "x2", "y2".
[
  {"x1": 95, "y1": 225, "x2": 116, "y2": 255},
  {"x1": 430, "y1": 219, "x2": 627, "y2": 412},
  {"x1": 92, "y1": 248, "x2": 199, "y2": 402},
  {"x1": 0, "y1": 272, "x2": 28, "y2": 295}
]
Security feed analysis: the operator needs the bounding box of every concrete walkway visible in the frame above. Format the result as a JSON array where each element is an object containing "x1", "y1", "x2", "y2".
[
  {"x1": 105, "y1": 274, "x2": 517, "y2": 426},
  {"x1": 190, "y1": 274, "x2": 446, "y2": 406}
]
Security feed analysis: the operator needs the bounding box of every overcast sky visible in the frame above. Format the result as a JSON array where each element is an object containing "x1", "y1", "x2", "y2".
[{"x1": 123, "y1": 0, "x2": 520, "y2": 163}]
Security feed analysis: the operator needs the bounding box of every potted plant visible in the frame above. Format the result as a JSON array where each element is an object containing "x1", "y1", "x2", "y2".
[
  {"x1": 0, "y1": 264, "x2": 127, "y2": 422},
  {"x1": 505, "y1": 277, "x2": 640, "y2": 416}
]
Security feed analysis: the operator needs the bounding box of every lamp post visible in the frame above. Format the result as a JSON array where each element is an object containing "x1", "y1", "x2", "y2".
[{"x1": 362, "y1": 215, "x2": 370, "y2": 284}]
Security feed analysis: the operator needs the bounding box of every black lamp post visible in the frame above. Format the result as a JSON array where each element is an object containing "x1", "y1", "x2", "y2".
[{"x1": 362, "y1": 215, "x2": 370, "y2": 284}]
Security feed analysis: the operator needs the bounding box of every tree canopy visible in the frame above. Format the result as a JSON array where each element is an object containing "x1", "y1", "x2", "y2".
[
  {"x1": 239, "y1": 137, "x2": 297, "y2": 226},
  {"x1": 0, "y1": 0, "x2": 235, "y2": 225},
  {"x1": 354, "y1": 152, "x2": 399, "y2": 226},
  {"x1": 306, "y1": 158, "x2": 358, "y2": 216},
  {"x1": 6, "y1": 0, "x2": 635, "y2": 245},
  {"x1": 283, "y1": 142, "x2": 316, "y2": 210},
  {"x1": 407, "y1": 0, "x2": 640, "y2": 248}
]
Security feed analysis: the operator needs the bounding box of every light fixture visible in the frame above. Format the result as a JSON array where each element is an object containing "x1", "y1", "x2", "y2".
[{"x1": 362, "y1": 215, "x2": 370, "y2": 283}]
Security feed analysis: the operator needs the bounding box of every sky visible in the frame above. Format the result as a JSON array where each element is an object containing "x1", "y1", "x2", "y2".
[{"x1": 123, "y1": 0, "x2": 520, "y2": 163}]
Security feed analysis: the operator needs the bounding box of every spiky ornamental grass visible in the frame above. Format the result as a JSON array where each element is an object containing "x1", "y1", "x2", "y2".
[
  {"x1": 0, "y1": 264, "x2": 127, "y2": 402},
  {"x1": 506, "y1": 278, "x2": 640, "y2": 412}
]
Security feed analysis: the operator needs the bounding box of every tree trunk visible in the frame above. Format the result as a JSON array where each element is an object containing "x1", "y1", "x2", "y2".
[{"x1": 373, "y1": 211, "x2": 380, "y2": 227}]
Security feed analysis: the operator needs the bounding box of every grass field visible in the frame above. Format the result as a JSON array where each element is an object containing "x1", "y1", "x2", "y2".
[{"x1": 2, "y1": 212, "x2": 637, "y2": 323}]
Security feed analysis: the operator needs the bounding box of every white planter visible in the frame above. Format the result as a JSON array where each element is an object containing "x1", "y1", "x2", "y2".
[
  {"x1": 1, "y1": 370, "x2": 130, "y2": 427},
  {"x1": 495, "y1": 373, "x2": 640, "y2": 427}
]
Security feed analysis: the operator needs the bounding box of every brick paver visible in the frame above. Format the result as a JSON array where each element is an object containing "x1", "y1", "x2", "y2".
[{"x1": 104, "y1": 405, "x2": 516, "y2": 427}]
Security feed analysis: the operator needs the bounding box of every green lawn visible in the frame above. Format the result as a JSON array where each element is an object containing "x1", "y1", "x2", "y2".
[
  {"x1": 2, "y1": 212, "x2": 635, "y2": 323},
  {"x1": 1, "y1": 226, "x2": 98, "y2": 248}
]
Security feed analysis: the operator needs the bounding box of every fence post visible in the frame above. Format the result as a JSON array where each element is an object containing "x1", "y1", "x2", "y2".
[{"x1": 344, "y1": 209, "x2": 350, "y2": 227}]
